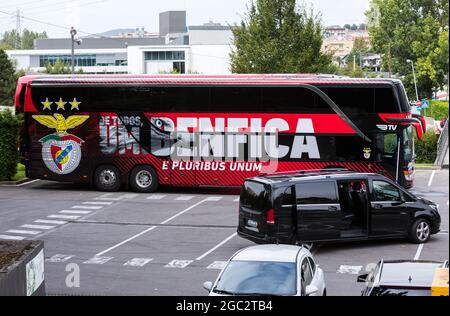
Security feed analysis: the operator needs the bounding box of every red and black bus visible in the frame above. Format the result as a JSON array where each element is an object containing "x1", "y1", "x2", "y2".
[{"x1": 15, "y1": 74, "x2": 425, "y2": 192}]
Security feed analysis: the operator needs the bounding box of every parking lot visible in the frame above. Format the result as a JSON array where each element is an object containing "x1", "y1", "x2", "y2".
[{"x1": 0, "y1": 169, "x2": 448, "y2": 296}]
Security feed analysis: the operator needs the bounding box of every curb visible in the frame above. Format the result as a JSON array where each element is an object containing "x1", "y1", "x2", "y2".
[
  {"x1": 415, "y1": 166, "x2": 443, "y2": 170},
  {"x1": 0, "y1": 178, "x2": 30, "y2": 185}
]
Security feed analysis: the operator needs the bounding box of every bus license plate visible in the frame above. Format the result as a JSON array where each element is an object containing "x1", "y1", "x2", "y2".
[{"x1": 247, "y1": 219, "x2": 258, "y2": 228}]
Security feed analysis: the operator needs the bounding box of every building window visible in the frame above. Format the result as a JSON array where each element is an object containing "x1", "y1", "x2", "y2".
[
  {"x1": 144, "y1": 51, "x2": 185, "y2": 61},
  {"x1": 173, "y1": 61, "x2": 185, "y2": 74},
  {"x1": 39, "y1": 55, "x2": 96, "y2": 67}
]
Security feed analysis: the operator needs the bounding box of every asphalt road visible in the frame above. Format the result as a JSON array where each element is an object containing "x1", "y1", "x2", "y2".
[{"x1": 0, "y1": 169, "x2": 448, "y2": 296}]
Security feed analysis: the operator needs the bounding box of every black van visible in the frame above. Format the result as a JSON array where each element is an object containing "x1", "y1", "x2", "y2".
[{"x1": 237, "y1": 170, "x2": 441, "y2": 244}]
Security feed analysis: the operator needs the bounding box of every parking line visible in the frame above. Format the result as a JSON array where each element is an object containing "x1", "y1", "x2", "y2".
[
  {"x1": 175, "y1": 196, "x2": 195, "y2": 201},
  {"x1": 48, "y1": 214, "x2": 80, "y2": 220},
  {"x1": 6, "y1": 229, "x2": 41, "y2": 235},
  {"x1": 414, "y1": 244, "x2": 424, "y2": 260},
  {"x1": 95, "y1": 198, "x2": 211, "y2": 257},
  {"x1": 35, "y1": 219, "x2": 67, "y2": 225},
  {"x1": 71, "y1": 205, "x2": 103, "y2": 210},
  {"x1": 15, "y1": 179, "x2": 40, "y2": 186},
  {"x1": 21, "y1": 224, "x2": 55, "y2": 230},
  {"x1": 233, "y1": 198, "x2": 239, "y2": 202},
  {"x1": 83, "y1": 201, "x2": 113, "y2": 205},
  {"x1": 196, "y1": 232, "x2": 237, "y2": 261},
  {"x1": 60, "y1": 210, "x2": 92, "y2": 215},
  {"x1": 427, "y1": 170, "x2": 436, "y2": 187},
  {"x1": 0, "y1": 235, "x2": 25, "y2": 240},
  {"x1": 146, "y1": 194, "x2": 167, "y2": 200}
]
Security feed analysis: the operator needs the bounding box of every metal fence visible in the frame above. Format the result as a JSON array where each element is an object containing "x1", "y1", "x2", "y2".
[{"x1": 435, "y1": 119, "x2": 449, "y2": 166}]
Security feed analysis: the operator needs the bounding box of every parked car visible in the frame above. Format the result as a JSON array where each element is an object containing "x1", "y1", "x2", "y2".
[
  {"x1": 237, "y1": 170, "x2": 441, "y2": 245},
  {"x1": 203, "y1": 244, "x2": 326, "y2": 296},
  {"x1": 357, "y1": 259, "x2": 449, "y2": 296}
]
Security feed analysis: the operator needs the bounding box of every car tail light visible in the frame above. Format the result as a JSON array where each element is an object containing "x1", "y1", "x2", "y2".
[{"x1": 266, "y1": 209, "x2": 275, "y2": 224}]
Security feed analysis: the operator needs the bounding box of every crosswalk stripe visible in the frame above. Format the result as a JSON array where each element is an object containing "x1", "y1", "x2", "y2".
[
  {"x1": 0, "y1": 234, "x2": 25, "y2": 240},
  {"x1": 35, "y1": 219, "x2": 67, "y2": 225},
  {"x1": 59, "y1": 210, "x2": 92, "y2": 215},
  {"x1": 82, "y1": 201, "x2": 113, "y2": 205},
  {"x1": 6, "y1": 229, "x2": 41, "y2": 235},
  {"x1": 205, "y1": 196, "x2": 222, "y2": 201},
  {"x1": 48, "y1": 214, "x2": 80, "y2": 220},
  {"x1": 175, "y1": 196, "x2": 195, "y2": 201},
  {"x1": 71, "y1": 205, "x2": 103, "y2": 210},
  {"x1": 146, "y1": 194, "x2": 167, "y2": 200},
  {"x1": 21, "y1": 224, "x2": 55, "y2": 230}
]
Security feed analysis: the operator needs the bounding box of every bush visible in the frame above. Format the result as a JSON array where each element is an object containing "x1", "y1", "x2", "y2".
[
  {"x1": 414, "y1": 130, "x2": 438, "y2": 163},
  {"x1": 0, "y1": 110, "x2": 21, "y2": 180},
  {"x1": 424, "y1": 100, "x2": 449, "y2": 120}
]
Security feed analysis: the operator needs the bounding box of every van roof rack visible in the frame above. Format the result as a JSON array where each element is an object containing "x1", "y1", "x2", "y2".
[{"x1": 258, "y1": 168, "x2": 353, "y2": 177}]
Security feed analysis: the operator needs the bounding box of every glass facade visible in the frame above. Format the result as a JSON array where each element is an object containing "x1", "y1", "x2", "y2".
[
  {"x1": 144, "y1": 51, "x2": 185, "y2": 61},
  {"x1": 39, "y1": 55, "x2": 97, "y2": 67}
]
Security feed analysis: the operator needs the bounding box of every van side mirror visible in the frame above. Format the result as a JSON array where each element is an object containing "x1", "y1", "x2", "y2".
[
  {"x1": 304, "y1": 285, "x2": 319, "y2": 296},
  {"x1": 203, "y1": 281, "x2": 213, "y2": 292},
  {"x1": 357, "y1": 273, "x2": 369, "y2": 282}
]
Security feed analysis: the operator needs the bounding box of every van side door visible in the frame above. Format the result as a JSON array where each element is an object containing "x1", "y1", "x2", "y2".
[{"x1": 295, "y1": 181, "x2": 341, "y2": 242}]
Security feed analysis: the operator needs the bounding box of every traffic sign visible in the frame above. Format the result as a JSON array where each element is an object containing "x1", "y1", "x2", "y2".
[
  {"x1": 421, "y1": 100, "x2": 429, "y2": 108},
  {"x1": 416, "y1": 106, "x2": 422, "y2": 111},
  {"x1": 415, "y1": 100, "x2": 421, "y2": 107}
]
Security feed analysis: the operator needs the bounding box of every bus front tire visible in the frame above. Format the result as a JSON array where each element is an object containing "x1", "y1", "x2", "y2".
[
  {"x1": 129, "y1": 165, "x2": 158, "y2": 193},
  {"x1": 94, "y1": 165, "x2": 122, "y2": 192}
]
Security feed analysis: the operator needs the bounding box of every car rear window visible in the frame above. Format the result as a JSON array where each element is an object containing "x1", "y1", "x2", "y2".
[
  {"x1": 295, "y1": 181, "x2": 338, "y2": 204},
  {"x1": 240, "y1": 181, "x2": 271, "y2": 211}
]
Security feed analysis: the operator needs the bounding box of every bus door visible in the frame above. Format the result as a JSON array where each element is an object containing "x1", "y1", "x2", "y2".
[{"x1": 374, "y1": 131, "x2": 400, "y2": 182}]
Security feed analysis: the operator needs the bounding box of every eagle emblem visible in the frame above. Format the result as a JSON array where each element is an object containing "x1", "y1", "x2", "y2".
[{"x1": 33, "y1": 114, "x2": 89, "y2": 175}]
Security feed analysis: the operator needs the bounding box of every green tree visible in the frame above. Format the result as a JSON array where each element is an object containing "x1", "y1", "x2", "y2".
[
  {"x1": 366, "y1": 0, "x2": 449, "y2": 99},
  {"x1": 344, "y1": 24, "x2": 351, "y2": 29},
  {"x1": 347, "y1": 37, "x2": 370, "y2": 68},
  {"x1": 350, "y1": 24, "x2": 358, "y2": 30},
  {"x1": 0, "y1": 28, "x2": 47, "y2": 50},
  {"x1": 230, "y1": 0, "x2": 335, "y2": 74},
  {"x1": 359, "y1": 23, "x2": 367, "y2": 30},
  {"x1": 44, "y1": 59, "x2": 71, "y2": 74},
  {"x1": 0, "y1": 49, "x2": 17, "y2": 106}
]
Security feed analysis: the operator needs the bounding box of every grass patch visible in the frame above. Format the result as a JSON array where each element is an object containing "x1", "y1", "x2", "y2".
[
  {"x1": 415, "y1": 163, "x2": 435, "y2": 167},
  {"x1": 11, "y1": 163, "x2": 26, "y2": 182}
]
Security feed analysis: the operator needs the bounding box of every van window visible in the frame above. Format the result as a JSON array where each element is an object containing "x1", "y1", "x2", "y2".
[
  {"x1": 240, "y1": 181, "x2": 271, "y2": 210},
  {"x1": 295, "y1": 182, "x2": 338, "y2": 205},
  {"x1": 372, "y1": 181, "x2": 401, "y2": 202}
]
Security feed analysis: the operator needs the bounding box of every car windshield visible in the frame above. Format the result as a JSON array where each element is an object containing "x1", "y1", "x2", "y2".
[{"x1": 213, "y1": 260, "x2": 297, "y2": 296}]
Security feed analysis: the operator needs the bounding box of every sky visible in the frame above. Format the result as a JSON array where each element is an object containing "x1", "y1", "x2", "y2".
[{"x1": 0, "y1": 0, "x2": 371, "y2": 38}]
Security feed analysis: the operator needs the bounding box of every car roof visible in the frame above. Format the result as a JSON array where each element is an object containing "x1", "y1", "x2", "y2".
[
  {"x1": 231, "y1": 244, "x2": 306, "y2": 263},
  {"x1": 249, "y1": 170, "x2": 384, "y2": 185},
  {"x1": 378, "y1": 261, "x2": 443, "y2": 287}
]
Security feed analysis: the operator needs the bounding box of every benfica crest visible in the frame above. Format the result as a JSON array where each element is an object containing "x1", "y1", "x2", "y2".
[{"x1": 33, "y1": 114, "x2": 89, "y2": 175}]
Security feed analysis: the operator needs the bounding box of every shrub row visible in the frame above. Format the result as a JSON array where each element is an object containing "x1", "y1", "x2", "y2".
[{"x1": 0, "y1": 110, "x2": 21, "y2": 180}]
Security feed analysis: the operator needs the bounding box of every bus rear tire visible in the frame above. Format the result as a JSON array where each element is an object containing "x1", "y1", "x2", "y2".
[
  {"x1": 94, "y1": 165, "x2": 122, "y2": 192},
  {"x1": 129, "y1": 165, "x2": 158, "y2": 193}
]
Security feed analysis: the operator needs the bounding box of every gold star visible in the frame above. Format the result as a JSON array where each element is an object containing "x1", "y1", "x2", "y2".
[
  {"x1": 56, "y1": 98, "x2": 66, "y2": 111},
  {"x1": 69, "y1": 98, "x2": 81, "y2": 110},
  {"x1": 41, "y1": 98, "x2": 52, "y2": 110}
]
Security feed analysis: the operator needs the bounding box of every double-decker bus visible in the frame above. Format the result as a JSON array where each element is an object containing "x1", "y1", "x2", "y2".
[{"x1": 15, "y1": 74, "x2": 425, "y2": 192}]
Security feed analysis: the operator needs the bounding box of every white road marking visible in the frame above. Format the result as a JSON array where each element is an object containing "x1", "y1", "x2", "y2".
[
  {"x1": 123, "y1": 258, "x2": 153, "y2": 267},
  {"x1": 15, "y1": 179, "x2": 40, "y2": 186},
  {"x1": 146, "y1": 194, "x2": 167, "y2": 200},
  {"x1": 414, "y1": 244, "x2": 424, "y2": 260},
  {"x1": 60, "y1": 210, "x2": 92, "y2": 215},
  {"x1": 165, "y1": 260, "x2": 193, "y2": 268},
  {"x1": 46, "y1": 254, "x2": 74, "y2": 263},
  {"x1": 6, "y1": 229, "x2": 41, "y2": 235},
  {"x1": 205, "y1": 196, "x2": 222, "y2": 201},
  {"x1": 207, "y1": 261, "x2": 228, "y2": 270},
  {"x1": 95, "y1": 198, "x2": 210, "y2": 257},
  {"x1": 175, "y1": 195, "x2": 195, "y2": 201},
  {"x1": 21, "y1": 224, "x2": 55, "y2": 230},
  {"x1": 83, "y1": 256, "x2": 113, "y2": 265},
  {"x1": 71, "y1": 205, "x2": 103, "y2": 210},
  {"x1": 82, "y1": 201, "x2": 113, "y2": 205},
  {"x1": 35, "y1": 219, "x2": 67, "y2": 225},
  {"x1": 48, "y1": 214, "x2": 80, "y2": 220},
  {"x1": 95, "y1": 193, "x2": 137, "y2": 201},
  {"x1": 0, "y1": 234, "x2": 25, "y2": 240},
  {"x1": 196, "y1": 232, "x2": 237, "y2": 261},
  {"x1": 427, "y1": 170, "x2": 436, "y2": 187},
  {"x1": 337, "y1": 265, "x2": 363, "y2": 275},
  {"x1": 233, "y1": 198, "x2": 239, "y2": 202}
]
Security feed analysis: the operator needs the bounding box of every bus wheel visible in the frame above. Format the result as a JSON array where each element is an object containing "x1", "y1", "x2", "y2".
[
  {"x1": 129, "y1": 165, "x2": 158, "y2": 193},
  {"x1": 94, "y1": 165, "x2": 122, "y2": 192}
]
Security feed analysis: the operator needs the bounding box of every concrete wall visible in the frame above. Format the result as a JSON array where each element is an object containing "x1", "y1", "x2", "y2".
[
  {"x1": 188, "y1": 29, "x2": 233, "y2": 45},
  {"x1": 189, "y1": 45, "x2": 232, "y2": 74}
]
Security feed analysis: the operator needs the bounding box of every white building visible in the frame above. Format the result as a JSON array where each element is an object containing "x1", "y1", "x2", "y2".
[{"x1": 5, "y1": 11, "x2": 234, "y2": 75}]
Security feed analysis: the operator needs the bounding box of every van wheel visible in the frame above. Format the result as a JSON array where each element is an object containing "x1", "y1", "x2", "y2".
[
  {"x1": 94, "y1": 165, "x2": 122, "y2": 192},
  {"x1": 409, "y1": 218, "x2": 431, "y2": 244},
  {"x1": 129, "y1": 165, "x2": 158, "y2": 193}
]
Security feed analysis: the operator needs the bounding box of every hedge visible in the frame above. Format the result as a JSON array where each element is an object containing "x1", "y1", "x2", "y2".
[
  {"x1": 414, "y1": 130, "x2": 438, "y2": 164},
  {"x1": 0, "y1": 110, "x2": 21, "y2": 180},
  {"x1": 423, "y1": 100, "x2": 449, "y2": 120}
]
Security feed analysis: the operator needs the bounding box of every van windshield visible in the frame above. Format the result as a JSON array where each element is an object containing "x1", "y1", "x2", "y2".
[{"x1": 240, "y1": 181, "x2": 271, "y2": 211}]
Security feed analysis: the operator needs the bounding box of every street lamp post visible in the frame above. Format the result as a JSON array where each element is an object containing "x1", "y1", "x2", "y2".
[
  {"x1": 70, "y1": 27, "x2": 82, "y2": 75},
  {"x1": 407, "y1": 59, "x2": 419, "y2": 101}
]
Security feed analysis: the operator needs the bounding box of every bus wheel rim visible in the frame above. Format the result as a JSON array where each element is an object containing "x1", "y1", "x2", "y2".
[
  {"x1": 136, "y1": 170, "x2": 152, "y2": 188},
  {"x1": 100, "y1": 169, "x2": 116, "y2": 186},
  {"x1": 416, "y1": 222, "x2": 430, "y2": 241}
]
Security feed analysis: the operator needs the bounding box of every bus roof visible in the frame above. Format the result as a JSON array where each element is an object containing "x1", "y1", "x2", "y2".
[{"x1": 20, "y1": 74, "x2": 400, "y2": 87}]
